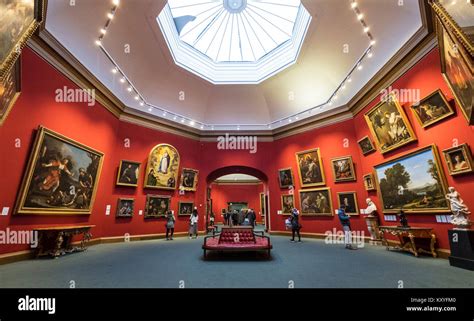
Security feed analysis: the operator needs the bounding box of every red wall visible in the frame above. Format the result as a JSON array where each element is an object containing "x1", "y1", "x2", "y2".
[{"x1": 0, "y1": 47, "x2": 472, "y2": 255}]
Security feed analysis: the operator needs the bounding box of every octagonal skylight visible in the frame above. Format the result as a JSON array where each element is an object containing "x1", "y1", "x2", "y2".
[{"x1": 158, "y1": 0, "x2": 312, "y2": 84}]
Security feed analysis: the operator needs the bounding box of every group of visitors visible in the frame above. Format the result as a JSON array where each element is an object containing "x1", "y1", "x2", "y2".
[
  {"x1": 164, "y1": 208, "x2": 199, "y2": 240},
  {"x1": 222, "y1": 209, "x2": 257, "y2": 227}
]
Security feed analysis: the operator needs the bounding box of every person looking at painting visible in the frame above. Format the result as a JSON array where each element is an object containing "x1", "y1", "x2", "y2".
[
  {"x1": 166, "y1": 210, "x2": 175, "y2": 241},
  {"x1": 338, "y1": 205, "x2": 356, "y2": 250},
  {"x1": 246, "y1": 209, "x2": 256, "y2": 227},
  {"x1": 189, "y1": 209, "x2": 199, "y2": 239},
  {"x1": 290, "y1": 208, "x2": 302, "y2": 243}
]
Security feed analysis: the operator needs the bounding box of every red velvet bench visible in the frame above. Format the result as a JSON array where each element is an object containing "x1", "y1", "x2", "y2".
[{"x1": 202, "y1": 226, "x2": 272, "y2": 258}]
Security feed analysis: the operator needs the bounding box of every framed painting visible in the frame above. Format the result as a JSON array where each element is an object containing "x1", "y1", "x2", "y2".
[
  {"x1": 442, "y1": 143, "x2": 474, "y2": 176},
  {"x1": 144, "y1": 144, "x2": 180, "y2": 190},
  {"x1": 299, "y1": 188, "x2": 333, "y2": 216},
  {"x1": 180, "y1": 168, "x2": 199, "y2": 192},
  {"x1": 0, "y1": 57, "x2": 21, "y2": 126},
  {"x1": 15, "y1": 126, "x2": 104, "y2": 215},
  {"x1": 281, "y1": 194, "x2": 295, "y2": 215},
  {"x1": 278, "y1": 167, "x2": 294, "y2": 189},
  {"x1": 436, "y1": 16, "x2": 474, "y2": 125},
  {"x1": 411, "y1": 89, "x2": 454, "y2": 128},
  {"x1": 357, "y1": 136, "x2": 375, "y2": 156},
  {"x1": 364, "y1": 94, "x2": 417, "y2": 154},
  {"x1": 144, "y1": 195, "x2": 170, "y2": 218},
  {"x1": 116, "y1": 198, "x2": 134, "y2": 218},
  {"x1": 337, "y1": 192, "x2": 359, "y2": 216},
  {"x1": 295, "y1": 148, "x2": 326, "y2": 188},
  {"x1": 260, "y1": 193, "x2": 266, "y2": 216},
  {"x1": 331, "y1": 156, "x2": 356, "y2": 182},
  {"x1": 0, "y1": 0, "x2": 44, "y2": 82},
  {"x1": 363, "y1": 173, "x2": 376, "y2": 191},
  {"x1": 374, "y1": 145, "x2": 450, "y2": 213},
  {"x1": 116, "y1": 160, "x2": 140, "y2": 187},
  {"x1": 178, "y1": 201, "x2": 194, "y2": 216}
]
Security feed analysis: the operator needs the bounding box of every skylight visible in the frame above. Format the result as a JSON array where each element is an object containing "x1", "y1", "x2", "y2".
[{"x1": 158, "y1": 0, "x2": 311, "y2": 84}]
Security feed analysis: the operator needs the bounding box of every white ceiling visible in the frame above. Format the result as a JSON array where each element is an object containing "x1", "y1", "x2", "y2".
[
  {"x1": 215, "y1": 174, "x2": 261, "y2": 182},
  {"x1": 45, "y1": 0, "x2": 423, "y2": 131}
]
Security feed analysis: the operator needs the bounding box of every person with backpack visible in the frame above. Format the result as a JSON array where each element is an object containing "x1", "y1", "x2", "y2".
[
  {"x1": 338, "y1": 204, "x2": 356, "y2": 250},
  {"x1": 290, "y1": 208, "x2": 302, "y2": 243},
  {"x1": 165, "y1": 210, "x2": 175, "y2": 241}
]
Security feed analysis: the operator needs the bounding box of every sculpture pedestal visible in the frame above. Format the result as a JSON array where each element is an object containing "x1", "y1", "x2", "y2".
[
  {"x1": 448, "y1": 229, "x2": 474, "y2": 271},
  {"x1": 365, "y1": 216, "x2": 382, "y2": 245}
]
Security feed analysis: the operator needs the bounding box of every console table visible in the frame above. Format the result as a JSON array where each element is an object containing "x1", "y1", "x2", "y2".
[
  {"x1": 379, "y1": 226, "x2": 437, "y2": 258},
  {"x1": 33, "y1": 225, "x2": 95, "y2": 258}
]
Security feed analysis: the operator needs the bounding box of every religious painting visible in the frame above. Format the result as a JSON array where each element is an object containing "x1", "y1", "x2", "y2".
[
  {"x1": 116, "y1": 198, "x2": 134, "y2": 218},
  {"x1": 116, "y1": 160, "x2": 140, "y2": 187},
  {"x1": 0, "y1": 57, "x2": 20, "y2": 126},
  {"x1": 144, "y1": 195, "x2": 170, "y2": 218},
  {"x1": 299, "y1": 188, "x2": 333, "y2": 216},
  {"x1": 144, "y1": 144, "x2": 180, "y2": 190},
  {"x1": 278, "y1": 168, "x2": 294, "y2": 189},
  {"x1": 180, "y1": 168, "x2": 198, "y2": 192},
  {"x1": 331, "y1": 156, "x2": 356, "y2": 182},
  {"x1": 363, "y1": 173, "x2": 376, "y2": 191},
  {"x1": 0, "y1": 0, "x2": 43, "y2": 81},
  {"x1": 374, "y1": 145, "x2": 449, "y2": 213},
  {"x1": 295, "y1": 148, "x2": 326, "y2": 188},
  {"x1": 178, "y1": 201, "x2": 194, "y2": 216},
  {"x1": 281, "y1": 194, "x2": 295, "y2": 215},
  {"x1": 442, "y1": 143, "x2": 474, "y2": 176},
  {"x1": 437, "y1": 17, "x2": 474, "y2": 125},
  {"x1": 357, "y1": 136, "x2": 375, "y2": 156},
  {"x1": 15, "y1": 126, "x2": 104, "y2": 215},
  {"x1": 411, "y1": 89, "x2": 454, "y2": 128},
  {"x1": 364, "y1": 94, "x2": 417, "y2": 154},
  {"x1": 337, "y1": 192, "x2": 359, "y2": 216}
]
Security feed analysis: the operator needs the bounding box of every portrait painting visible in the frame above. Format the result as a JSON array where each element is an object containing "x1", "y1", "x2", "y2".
[
  {"x1": 337, "y1": 192, "x2": 359, "y2": 215},
  {"x1": 116, "y1": 160, "x2": 140, "y2": 187},
  {"x1": 363, "y1": 173, "x2": 376, "y2": 191},
  {"x1": 178, "y1": 202, "x2": 194, "y2": 216},
  {"x1": 331, "y1": 156, "x2": 356, "y2": 182},
  {"x1": 295, "y1": 148, "x2": 326, "y2": 188},
  {"x1": 0, "y1": 57, "x2": 20, "y2": 126},
  {"x1": 357, "y1": 136, "x2": 375, "y2": 156},
  {"x1": 144, "y1": 195, "x2": 170, "y2": 218},
  {"x1": 299, "y1": 188, "x2": 333, "y2": 216},
  {"x1": 15, "y1": 126, "x2": 104, "y2": 215},
  {"x1": 116, "y1": 198, "x2": 134, "y2": 218},
  {"x1": 278, "y1": 168, "x2": 294, "y2": 189},
  {"x1": 438, "y1": 18, "x2": 474, "y2": 125},
  {"x1": 180, "y1": 168, "x2": 199, "y2": 192},
  {"x1": 0, "y1": 0, "x2": 43, "y2": 81},
  {"x1": 281, "y1": 194, "x2": 295, "y2": 215},
  {"x1": 374, "y1": 145, "x2": 449, "y2": 213},
  {"x1": 144, "y1": 144, "x2": 180, "y2": 190},
  {"x1": 442, "y1": 143, "x2": 473, "y2": 176},
  {"x1": 411, "y1": 89, "x2": 454, "y2": 128},
  {"x1": 364, "y1": 94, "x2": 417, "y2": 154}
]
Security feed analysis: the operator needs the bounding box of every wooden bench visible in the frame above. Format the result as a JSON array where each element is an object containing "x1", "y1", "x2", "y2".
[{"x1": 33, "y1": 225, "x2": 95, "y2": 258}]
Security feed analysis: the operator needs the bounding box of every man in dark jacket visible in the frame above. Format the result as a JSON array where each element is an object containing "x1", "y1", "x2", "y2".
[
  {"x1": 247, "y1": 209, "x2": 256, "y2": 227},
  {"x1": 338, "y1": 205, "x2": 356, "y2": 250}
]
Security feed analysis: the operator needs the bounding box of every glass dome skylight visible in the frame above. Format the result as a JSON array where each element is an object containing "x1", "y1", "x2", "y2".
[{"x1": 158, "y1": 0, "x2": 311, "y2": 84}]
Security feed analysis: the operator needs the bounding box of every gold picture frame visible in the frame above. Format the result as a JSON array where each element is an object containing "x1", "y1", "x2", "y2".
[
  {"x1": 364, "y1": 94, "x2": 417, "y2": 154},
  {"x1": 331, "y1": 156, "x2": 356, "y2": 182},
  {"x1": 373, "y1": 145, "x2": 450, "y2": 214},
  {"x1": 337, "y1": 192, "x2": 359, "y2": 216},
  {"x1": 116, "y1": 160, "x2": 140, "y2": 187},
  {"x1": 442, "y1": 143, "x2": 474, "y2": 176},
  {"x1": 363, "y1": 173, "x2": 376, "y2": 191},
  {"x1": 259, "y1": 192, "x2": 266, "y2": 217},
  {"x1": 144, "y1": 144, "x2": 180, "y2": 190},
  {"x1": 178, "y1": 201, "x2": 194, "y2": 216},
  {"x1": 144, "y1": 195, "x2": 171, "y2": 218},
  {"x1": 281, "y1": 194, "x2": 295, "y2": 215},
  {"x1": 0, "y1": 57, "x2": 21, "y2": 126},
  {"x1": 278, "y1": 167, "x2": 294, "y2": 189},
  {"x1": 299, "y1": 187, "x2": 333, "y2": 216},
  {"x1": 15, "y1": 126, "x2": 104, "y2": 215},
  {"x1": 357, "y1": 136, "x2": 376, "y2": 156},
  {"x1": 116, "y1": 198, "x2": 134, "y2": 218},
  {"x1": 0, "y1": 0, "x2": 44, "y2": 82},
  {"x1": 180, "y1": 168, "x2": 199, "y2": 192},
  {"x1": 295, "y1": 148, "x2": 326, "y2": 188},
  {"x1": 410, "y1": 89, "x2": 454, "y2": 128}
]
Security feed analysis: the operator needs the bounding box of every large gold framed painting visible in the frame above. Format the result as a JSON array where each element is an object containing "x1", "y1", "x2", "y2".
[
  {"x1": 0, "y1": 0, "x2": 44, "y2": 82},
  {"x1": 374, "y1": 145, "x2": 449, "y2": 214},
  {"x1": 364, "y1": 94, "x2": 417, "y2": 154},
  {"x1": 15, "y1": 127, "x2": 104, "y2": 215},
  {"x1": 144, "y1": 144, "x2": 180, "y2": 190},
  {"x1": 295, "y1": 148, "x2": 326, "y2": 188},
  {"x1": 0, "y1": 57, "x2": 20, "y2": 126}
]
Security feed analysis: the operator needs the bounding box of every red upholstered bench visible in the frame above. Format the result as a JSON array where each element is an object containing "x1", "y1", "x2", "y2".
[{"x1": 202, "y1": 226, "x2": 272, "y2": 258}]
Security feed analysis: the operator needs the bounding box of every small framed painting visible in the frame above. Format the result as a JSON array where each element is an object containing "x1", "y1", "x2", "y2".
[
  {"x1": 281, "y1": 194, "x2": 295, "y2": 215},
  {"x1": 337, "y1": 192, "x2": 359, "y2": 216},
  {"x1": 411, "y1": 90, "x2": 454, "y2": 128},
  {"x1": 144, "y1": 195, "x2": 170, "y2": 218},
  {"x1": 363, "y1": 173, "x2": 376, "y2": 191},
  {"x1": 116, "y1": 198, "x2": 134, "y2": 217},
  {"x1": 357, "y1": 136, "x2": 376, "y2": 156},
  {"x1": 0, "y1": 57, "x2": 21, "y2": 126},
  {"x1": 278, "y1": 168, "x2": 294, "y2": 189},
  {"x1": 331, "y1": 156, "x2": 356, "y2": 182},
  {"x1": 180, "y1": 168, "x2": 199, "y2": 192},
  {"x1": 442, "y1": 144, "x2": 473, "y2": 176},
  {"x1": 116, "y1": 160, "x2": 140, "y2": 187},
  {"x1": 178, "y1": 202, "x2": 194, "y2": 216}
]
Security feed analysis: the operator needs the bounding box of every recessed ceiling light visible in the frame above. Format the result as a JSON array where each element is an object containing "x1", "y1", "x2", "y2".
[
  {"x1": 134, "y1": 95, "x2": 139, "y2": 100},
  {"x1": 95, "y1": 40, "x2": 102, "y2": 46},
  {"x1": 107, "y1": 12, "x2": 114, "y2": 19},
  {"x1": 127, "y1": 86, "x2": 132, "y2": 92},
  {"x1": 120, "y1": 77, "x2": 125, "y2": 83},
  {"x1": 200, "y1": 125, "x2": 204, "y2": 129},
  {"x1": 357, "y1": 13, "x2": 363, "y2": 20},
  {"x1": 113, "y1": 0, "x2": 120, "y2": 5},
  {"x1": 100, "y1": 28, "x2": 107, "y2": 35},
  {"x1": 190, "y1": 121, "x2": 195, "y2": 126},
  {"x1": 370, "y1": 39, "x2": 376, "y2": 45},
  {"x1": 357, "y1": 64, "x2": 363, "y2": 70},
  {"x1": 364, "y1": 26, "x2": 370, "y2": 33},
  {"x1": 112, "y1": 68, "x2": 118, "y2": 74},
  {"x1": 368, "y1": 52, "x2": 373, "y2": 58},
  {"x1": 351, "y1": 2, "x2": 358, "y2": 9},
  {"x1": 140, "y1": 101, "x2": 144, "y2": 106},
  {"x1": 148, "y1": 107, "x2": 153, "y2": 112}
]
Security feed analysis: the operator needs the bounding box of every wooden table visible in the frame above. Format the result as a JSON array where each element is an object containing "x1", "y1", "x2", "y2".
[
  {"x1": 379, "y1": 226, "x2": 437, "y2": 258},
  {"x1": 33, "y1": 225, "x2": 95, "y2": 258}
]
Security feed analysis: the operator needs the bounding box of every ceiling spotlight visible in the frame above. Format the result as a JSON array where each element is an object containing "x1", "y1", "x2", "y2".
[
  {"x1": 112, "y1": 0, "x2": 120, "y2": 5},
  {"x1": 295, "y1": 116, "x2": 299, "y2": 120},
  {"x1": 140, "y1": 101, "x2": 144, "y2": 106},
  {"x1": 288, "y1": 119, "x2": 292, "y2": 123},
  {"x1": 200, "y1": 125, "x2": 204, "y2": 130},
  {"x1": 120, "y1": 77, "x2": 125, "y2": 83},
  {"x1": 107, "y1": 12, "x2": 114, "y2": 20},
  {"x1": 341, "y1": 83, "x2": 346, "y2": 89},
  {"x1": 357, "y1": 64, "x2": 363, "y2": 70},
  {"x1": 333, "y1": 95, "x2": 338, "y2": 100},
  {"x1": 95, "y1": 40, "x2": 102, "y2": 46},
  {"x1": 163, "y1": 112, "x2": 167, "y2": 116},
  {"x1": 351, "y1": 2, "x2": 358, "y2": 9},
  {"x1": 148, "y1": 107, "x2": 153, "y2": 112},
  {"x1": 112, "y1": 67, "x2": 118, "y2": 74},
  {"x1": 100, "y1": 28, "x2": 107, "y2": 35},
  {"x1": 127, "y1": 86, "x2": 132, "y2": 92},
  {"x1": 190, "y1": 121, "x2": 195, "y2": 126},
  {"x1": 173, "y1": 116, "x2": 177, "y2": 120},
  {"x1": 364, "y1": 26, "x2": 370, "y2": 33},
  {"x1": 357, "y1": 13, "x2": 363, "y2": 20},
  {"x1": 368, "y1": 52, "x2": 373, "y2": 58},
  {"x1": 370, "y1": 39, "x2": 376, "y2": 46},
  {"x1": 181, "y1": 119, "x2": 185, "y2": 123},
  {"x1": 347, "y1": 77, "x2": 352, "y2": 83},
  {"x1": 134, "y1": 95, "x2": 139, "y2": 100}
]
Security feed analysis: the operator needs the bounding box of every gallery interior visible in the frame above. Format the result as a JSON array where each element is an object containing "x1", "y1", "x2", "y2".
[{"x1": 0, "y1": 0, "x2": 474, "y2": 291}]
